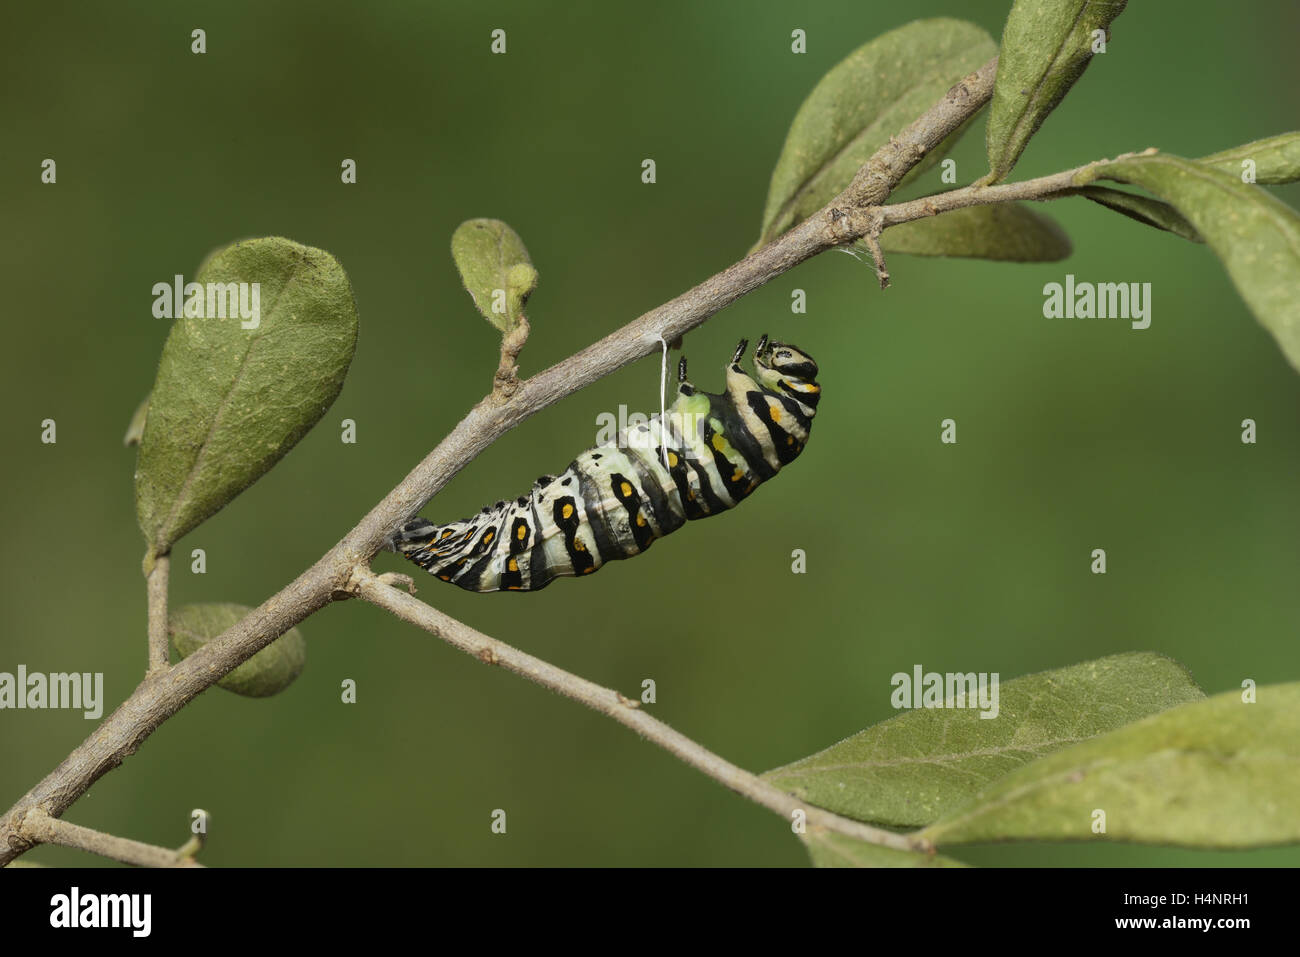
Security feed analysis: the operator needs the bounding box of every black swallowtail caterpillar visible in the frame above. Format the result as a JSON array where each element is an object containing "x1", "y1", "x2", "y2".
[{"x1": 391, "y1": 335, "x2": 820, "y2": 592}]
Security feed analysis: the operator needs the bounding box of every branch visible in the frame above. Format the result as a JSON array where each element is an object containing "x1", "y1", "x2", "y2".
[
  {"x1": 0, "y1": 56, "x2": 1001, "y2": 865},
  {"x1": 146, "y1": 553, "x2": 170, "y2": 673},
  {"x1": 351, "y1": 570, "x2": 926, "y2": 854},
  {"x1": 14, "y1": 808, "x2": 202, "y2": 868},
  {"x1": 875, "y1": 151, "x2": 1153, "y2": 228}
]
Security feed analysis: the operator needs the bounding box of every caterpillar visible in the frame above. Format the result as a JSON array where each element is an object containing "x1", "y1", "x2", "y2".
[{"x1": 391, "y1": 334, "x2": 820, "y2": 592}]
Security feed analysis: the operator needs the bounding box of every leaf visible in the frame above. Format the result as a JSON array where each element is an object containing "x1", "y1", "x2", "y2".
[
  {"x1": 763, "y1": 653, "x2": 1203, "y2": 828},
  {"x1": 450, "y1": 219, "x2": 537, "y2": 333},
  {"x1": 984, "y1": 0, "x2": 1129, "y2": 183},
  {"x1": 123, "y1": 394, "x2": 150, "y2": 448},
  {"x1": 757, "y1": 19, "x2": 996, "y2": 245},
  {"x1": 169, "y1": 603, "x2": 306, "y2": 698},
  {"x1": 879, "y1": 203, "x2": 1071, "y2": 260},
  {"x1": 134, "y1": 237, "x2": 359, "y2": 558},
  {"x1": 1078, "y1": 185, "x2": 1203, "y2": 243},
  {"x1": 1198, "y1": 132, "x2": 1300, "y2": 185},
  {"x1": 920, "y1": 683, "x2": 1300, "y2": 848},
  {"x1": 802, "y1": 831, "x2": 969, "y2": 868},
  {"x1": 1081, "y1": 152, "x2": 1300, "y2": 373}
]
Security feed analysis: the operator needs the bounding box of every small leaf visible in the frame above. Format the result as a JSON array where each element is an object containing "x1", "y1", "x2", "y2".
[
  {"x1": 169, "y1": 603, "x2": 306, "y2": 698},
  {"x1": 757, "y1": 19, "x2": 997, "y2": 245},
  {"x1": 984, "y1": 0, "x2": 1129, "y2": 183},
  {"x1": 450, "y1": 219, "x2": 537, "y2": 333},
  {"x1": 920, "y1": 683, "x2": 1300, "y2": 848},
  {"x1": 763, "y1": 653, "x2": 1202, "y2": 828},
  {"x1": 135, "y1": 237, "x2": 359, "y2": 556},
  {"x1": 802, "y1": 831, "x2": 969, "y2": 868},
  {"x1": 1198, "y1": 132, "x2": 1300, "y2": 184},
  {"x1": 879, "y1": 203, "x2": 1071, "y2": 260},
  {"x1": 123, "y1": 394, "x2": 150, "y2": 448},
  {"x1": 1078, "y1": 185, "x2": 1203, "y2": 243},
  {"x1": 1081, "y1": 153, "x2": 1300, "y2": 373}
]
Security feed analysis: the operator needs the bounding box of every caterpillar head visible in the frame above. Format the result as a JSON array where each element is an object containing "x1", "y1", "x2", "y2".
[{"x1": 754, "y1": 335, "x2": 820, "y2": 407}]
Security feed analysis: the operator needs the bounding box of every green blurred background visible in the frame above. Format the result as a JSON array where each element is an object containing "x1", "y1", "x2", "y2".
[{"x1": 2, "y1": 0, "x2": 1297, "y2": 867}]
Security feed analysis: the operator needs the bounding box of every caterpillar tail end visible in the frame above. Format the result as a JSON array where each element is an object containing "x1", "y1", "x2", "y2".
[{"x1": 387, "y1": 518, "x2": 437, "y2": 554}]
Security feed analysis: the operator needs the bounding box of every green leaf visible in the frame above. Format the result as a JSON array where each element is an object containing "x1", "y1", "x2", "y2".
[
  {"x1": 757, "y1": 19, "x2": 996, "y2": 245},
  {"x1": 1081, "y1": 153, "x2": 1300, "y2": 373},
  {"x1": 134, "y1": 237, "x2": 359, "y2": 557},
  {"x1": 123, "y1": 394, "x2": 150, "y2": 448},
  {"x1": 879, "y1": 203, "x2": 1071, "y2": 260},
  {"x1": 984, "y1": 0, "x2": 1129, "y2": 183},
  {"x1": 763, "y1": 653, "x2": 1202, "y2": 828},
  {"x1": 169, "y1": 603, "x2": 306, "y2": 698},
  {"x1": 1078, "y1": 185, "x2": 1203, "y2": 243},
  {"x1": 920, "y1": 683, "x2": 1300, "y2": 848},
  {"x1": 1199, "y1": 132, "x2": 1300, "y2": 185},
  {"x1": 802, "y1": 831, "x2": 969, "y2": 868},
  {"x1": 450, "y1": 219, "x2": 537, "y2": 333}
]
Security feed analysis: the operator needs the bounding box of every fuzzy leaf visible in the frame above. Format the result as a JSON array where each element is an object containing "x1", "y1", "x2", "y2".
[
  {"x1": 880, "y1": 203, "x2": 1071, "y2": 260},
  {"x1": 450, "y1": 218, "x2": 537, "y2": 333},
  {"x1": 802, "y1": 831, "x2": 969, "y2": 868},
  {"x1": 135, "y1": 238, "x2": 358, "y2": 557},
  {"x1": 170, "y1": 603, "x2": 306, "y2": 698},
  {"x1": 757, "y1": 19, "x2": 996, "y2": 245},
  {"x1": 984, "y1": 0, "x2": 1129, "y2": 183},
  {"x1": 1198, "y1": 132, "x2": 1300, "y2": 185},
  {"x1": 1078, "y1": 185, "x2": 1203, "y2": 242},
  {"x1": 763, "y1": 653, "x2": 1203, "y2": 828},
  {"x1": 920, "y1": 683, "x2": 1300, "y2": 848},
  {"x1": 1081, "y1": 152, "x2": 1300, "y2": 373}
]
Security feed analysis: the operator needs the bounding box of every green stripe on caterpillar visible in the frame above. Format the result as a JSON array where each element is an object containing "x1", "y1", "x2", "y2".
[{"x1": 391, "y1": 335, "x2": 820, "y2": 592}]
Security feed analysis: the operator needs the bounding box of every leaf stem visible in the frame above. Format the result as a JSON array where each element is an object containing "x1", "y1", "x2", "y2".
[{"x1": 146, "y1": 553, "x2": 170, "y2": 674}]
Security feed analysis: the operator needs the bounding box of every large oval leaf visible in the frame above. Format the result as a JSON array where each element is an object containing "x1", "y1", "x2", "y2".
[
  {"x1": 1081, "y1": 153, "x2": 1300, "y2": 373},
  {"x1": 170, "y1": 603, "x2": 306, "y2": 698},
  {"x1": 757, "y1": 19, "x2": 996, "y2": 245},
  {"x1": 1198, "y1": 132, "x2": 1300, "y2": 185},
  {"x1": 984, "y1": 0, "x2": 1129, "y2": 183},
  {"x1": 763, "y1": 653, "x2": 1202, "y2": 828},
  {"x1": 450, "y1": 218, "x2": 537, "y2": 333},
  {"x1": 135, "y1": 237, "x2": 359, "y2": 558},
  {"x1": 920, "y1": 683, "x2": 1300, "y2": 848},
  {"x1": 880, "y1": 203, "x2": 1071, "y2": 260}
]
